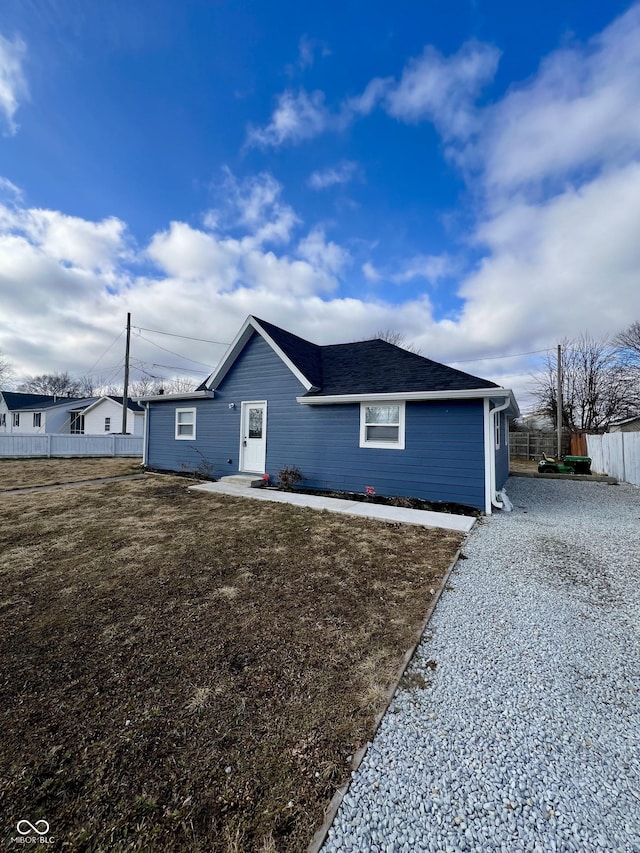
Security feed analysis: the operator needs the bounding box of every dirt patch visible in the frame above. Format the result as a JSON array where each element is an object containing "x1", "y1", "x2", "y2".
[
  {"x1": 509, "y1": 459, "x2": 539, "y2": 474},
  {"x1": 0, "y1": 457, "x2": 141, "y2": 490},
  {"x1": 0, "y1": 476, "x2": 462, "y2": 851}
]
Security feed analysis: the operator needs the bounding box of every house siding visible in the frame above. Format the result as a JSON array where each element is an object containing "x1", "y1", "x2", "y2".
[{"x1": 147, "y1": 332, "x2": 487, "y2": 510}]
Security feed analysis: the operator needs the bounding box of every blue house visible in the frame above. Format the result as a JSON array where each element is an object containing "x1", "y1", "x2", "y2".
[{"x1": 142, "y1": 316, "x2": 519, "y2": 513}]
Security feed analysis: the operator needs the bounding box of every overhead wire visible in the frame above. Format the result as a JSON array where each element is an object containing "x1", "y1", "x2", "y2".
[
  {"x1": 134, "y1": 332, "x2": 214, "y2": 368},
  {"x1": 133, "y1": 325, "x2": 230, "y2": 346}
]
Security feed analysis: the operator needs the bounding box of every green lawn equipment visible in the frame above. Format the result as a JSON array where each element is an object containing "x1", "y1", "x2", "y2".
[{"x1": 537, "y1": 453, "x2": 592, "y2": 475}]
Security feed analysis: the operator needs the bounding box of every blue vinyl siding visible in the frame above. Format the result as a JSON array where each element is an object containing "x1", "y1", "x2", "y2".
[{"x1": 147, "y1": 332, "x2": 487, "y2": 510}]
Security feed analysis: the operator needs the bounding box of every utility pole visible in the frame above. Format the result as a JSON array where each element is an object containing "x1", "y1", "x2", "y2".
[
  {"x1": 556, "y1": 343, "x2": 563, "y2": 459},
  {"x1": 122, "y1": 312, "x2": 131, "y2": 434}
]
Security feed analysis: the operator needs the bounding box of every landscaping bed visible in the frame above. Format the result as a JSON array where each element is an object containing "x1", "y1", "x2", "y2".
[
  {"x1": 269, "y1": 485, "x2": 480, "y2": 518},
  {"x1": 0, "y1": 475, "x2": 463, "y2": 851}
]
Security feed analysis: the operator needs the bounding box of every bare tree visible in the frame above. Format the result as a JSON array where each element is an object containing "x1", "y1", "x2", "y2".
[
  {"x1": 0, "y1": 350, "x2": 12, "y2": 387},
  {"x1": 531, "y1": 334, "x2": 639, "y2": 432},
  {"x1": 367, "y1": 329, "x2": 422, "y2": 355},
  {"x1": 18, "y1": 372, "x2": 82, "y2": 397},
  {"x1": 161, "y1": 376, "x2": 197, "y2": 394},
  {"x1": 130, "y1": 376, "x2": 164, "y2": 398},
  {"x1": 615, "y1": 321, "x2": 640, "y2": 367}
]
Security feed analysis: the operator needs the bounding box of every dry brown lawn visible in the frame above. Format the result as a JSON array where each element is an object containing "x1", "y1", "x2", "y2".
[
  {"x1": 0, "y1": 475, "x2": 463, "y2": 852},
  {"x1": 509, "y1": 458, "x2": 539, "y2": 473},
  {"x1": 0, "y1": 457, "x2": 141, "y2": 490}
]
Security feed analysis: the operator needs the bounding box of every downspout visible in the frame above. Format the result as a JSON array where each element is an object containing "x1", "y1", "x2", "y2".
[
  {"x1": 142, "y1": 401, "x2": 149, "y2": 467},
  {"x1": 488, "y1": 398, "x2": 511, "y2": 510}
]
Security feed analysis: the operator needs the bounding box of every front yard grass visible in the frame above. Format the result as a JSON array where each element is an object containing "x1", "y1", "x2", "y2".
[
  {"x1": 0, "y1": 476, "x2": 463, "y2": 851},
  {"x1": 0, "y1": 457, "x2": 141, "y2": 490}
]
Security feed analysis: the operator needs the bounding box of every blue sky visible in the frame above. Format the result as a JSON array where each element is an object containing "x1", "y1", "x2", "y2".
[{"x1": 1, "y1": 0, "x2": 639, "y2": 408}]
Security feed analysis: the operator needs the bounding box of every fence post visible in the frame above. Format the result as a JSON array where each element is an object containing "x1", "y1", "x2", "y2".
[
  {"x1": 112, "y1": 434, "x2": 116, "y2": 457},
  {"x1": 47, "y1": 434, "x2": 51, "y2": 458},
  {"x1": 621, "y1": 433, "x2": 626, "y2": 483}
]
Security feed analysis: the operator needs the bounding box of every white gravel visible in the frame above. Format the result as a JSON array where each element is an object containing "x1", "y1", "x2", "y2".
[{"x1": 323, "y1": 477, "x2": 640, "y2": 853}]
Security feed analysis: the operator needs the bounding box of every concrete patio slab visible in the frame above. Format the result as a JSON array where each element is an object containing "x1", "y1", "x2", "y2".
[{"x1": 189, "y1": 481, "x2": 476, "y2": 532}]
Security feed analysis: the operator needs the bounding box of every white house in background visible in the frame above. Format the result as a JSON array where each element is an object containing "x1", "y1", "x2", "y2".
[
  {"x1": 0, "y1": 392, "x2": 144, "y2": 436},
  {"x1": 0, "y1": 391, "x2": 93, "y2": 435},
  {"x1": 67, "y1": 396, "x2": 144, "y2": 436}
]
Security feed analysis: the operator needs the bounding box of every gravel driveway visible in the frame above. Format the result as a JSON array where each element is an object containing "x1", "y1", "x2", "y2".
[{"x1": 323, "y1": 477, "x2": 640, "y2": 853}]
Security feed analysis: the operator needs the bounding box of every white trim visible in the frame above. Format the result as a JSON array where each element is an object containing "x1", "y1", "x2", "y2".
[
  {"x1": 139, "y1": 390, "x2": 214, "y2": 402},
  {"x1": 142, "y1": 404, "x2": 149, "y2": 465},
  {"x1": 175, "y1": 407, "x2": 196, "y2": 440},
  {"x1": 239, "y1": 400, "x2": 267, "y2": 473},
  {"x1": 359, "y1": 401, "x2": 406, "y2": 450},
  {"x1": 298, "y1": 388, "x2": 519, "y2": 412},
  {"x1": 483, "y1": 398, "x2": 493, "y2": 515},
  {"x1": 203, "y1": 316, "x2": 316, "y2": 393},
  {"x1": 495, "y1": 412, "x2": 501, "y2": 449},
  {"x1": 488, "y1": 398, "x2": 511, "y2": 511}
]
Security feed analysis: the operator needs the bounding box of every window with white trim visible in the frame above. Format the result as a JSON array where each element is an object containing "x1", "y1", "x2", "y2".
[
  {"x1": 33, "y1": 412, "x2": 42, "y2": 428},
  {"x1": 495, "y1": 413, "x2": 501, "y2": 449},
  {"x1": 12, "y1": 413, "x2": 20, "y2": 428},
  {"x1": 359, "y1": 402, "x2": 405, "y2": 449},
  {"x1": 104, "y1": 417, "x2": 111, "y2": 432},
  {"x1": 175, "y1": 407, "x2": 196, "y2": 440},
  {"x1": 0, "y1": 413, "x2": 5, "y2": 427}
]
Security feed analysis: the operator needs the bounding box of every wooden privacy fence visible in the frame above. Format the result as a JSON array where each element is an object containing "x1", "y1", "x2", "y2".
[
  {"x1": 0, "y1": 434, "x2": 143, "y2": 458},
  {"x1": 509, "y1": 430, "x2": 571, "y2": 460},
  {"x1": 586, "y1": 432, "x2": 640, "y2": 486}
]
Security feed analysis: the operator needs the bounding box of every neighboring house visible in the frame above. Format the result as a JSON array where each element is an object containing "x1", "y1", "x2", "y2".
[
  {"x1": 67, "y1": 396, "x2": 144, "y2": 436},
  {"x1": 142, "y1": 316, "x2": 519, "y2": 514},
  {"x1": 0, "y1": 392, "x2": 92, "y2": 435},
  {"x1": 609, "y1": 416, "x2": 640, "y2": 433},
  {"x1": 0, "y1": 392, "x2": 144, "y2": 436}
]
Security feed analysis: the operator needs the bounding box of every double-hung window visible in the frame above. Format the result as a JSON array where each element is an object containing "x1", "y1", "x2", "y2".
[
  {"x1": 104, "y1": 417, "x2": 111, "y2": 432},
  {"x1": 12, "y1": 413, "x2": 20, "y2": 428},
  {"x1": 33, "y1": 412, "x2": 42, "y2": 428},
  {"x1": 359, "y1": 402, "x2": 405, "y2": 449},
  {"x1": 175, "y1": 408, "x2": 196, "y2": 440}
]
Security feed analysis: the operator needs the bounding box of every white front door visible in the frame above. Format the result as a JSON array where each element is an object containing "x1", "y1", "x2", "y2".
[{"x1": 240, "y1": 402, "x2": 267, "y2": 473}]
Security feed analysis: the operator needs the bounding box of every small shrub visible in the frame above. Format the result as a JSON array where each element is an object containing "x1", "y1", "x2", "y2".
[{"x1": 277, "y1": 465, "x2": 303, "y2": 491}]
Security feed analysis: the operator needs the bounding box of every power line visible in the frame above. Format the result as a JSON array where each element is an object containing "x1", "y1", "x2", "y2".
[
  {"x1": 134, "y1": 333, "x2": 214, "y2": 368},
  {"x1": 86, "y1": 329, "x2": 125, "y2": 375},
  {"x1": 449, "y1": 348, "x2": 549, "y2": 365},
  {"x1": 133, "y1": 325, "x2": 230, "y2": 346}
]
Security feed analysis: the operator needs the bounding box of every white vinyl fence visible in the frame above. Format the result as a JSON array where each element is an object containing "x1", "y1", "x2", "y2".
[
  {"x1": 586, "y1": 432, "x2": 640, "y2": 486},
  {"x1": 0, "y1": 434, "x2": 143, "y2": 459}
]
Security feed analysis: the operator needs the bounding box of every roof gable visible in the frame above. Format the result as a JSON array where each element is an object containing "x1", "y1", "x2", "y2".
[
  {"x1": 201, "y1": 316, "x2": 319, "y2": 392},
  {"x1": 198, "y1": 315, "x2": 509, "y2": 401}
]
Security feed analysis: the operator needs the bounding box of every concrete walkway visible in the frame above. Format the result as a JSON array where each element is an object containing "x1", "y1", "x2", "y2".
[{"x1": 190, "y1": 481, "x2": 476, "y2": 533}]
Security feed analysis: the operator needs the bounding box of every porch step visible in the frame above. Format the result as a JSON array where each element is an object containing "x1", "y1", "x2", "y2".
[{"x1": 218, "y1": 474, "x2": 265, "y2": 488}]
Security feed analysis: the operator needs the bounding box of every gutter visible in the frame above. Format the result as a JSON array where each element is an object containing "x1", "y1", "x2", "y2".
[
  {"x1": 137, "y1": 390, "x2": 215, "y2": 402},
  {"x1": 297, "y1": 388, "x2": 518, "y2": 406}
]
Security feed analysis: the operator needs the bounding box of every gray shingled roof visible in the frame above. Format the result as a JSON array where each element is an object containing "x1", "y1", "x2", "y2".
[{"x1": 253, "y1": 317, "x2": 498, "y2": 395}]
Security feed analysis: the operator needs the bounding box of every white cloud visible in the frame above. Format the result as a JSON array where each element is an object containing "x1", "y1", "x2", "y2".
[
  {"x1": 361, "y1": 254, "x2": 456, "y2": 285},
  {"x1": 384, "y1": 40, "x2": 500, "y2": 137},
  {"x1": 308, "y1": 161, "x2": 360, "y2": 189},
  {"x1": 0, "y1": 33, "x2": 27, "y2": 135},
  {"x1": 477, "y1": 3, "x2": 640, "y2": 197},
  {"x1": 344, "y1": 77, "x2": 393, "y2": 117},
  {"x1": 297, "y1": 227, "x2": 351, "y2": 275},
  {"x1": 0, "y1": 205, "x2": 129, "y2": 273},
  {"x1": 207, "y1": 170, "x2": 299, "y2": 247},
  {"x1": 0, "y1": 176, "x2": 23, "y2": 201},
  {"x1": 246, "y1": 89, "x2": 334, "y2": 148}
]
